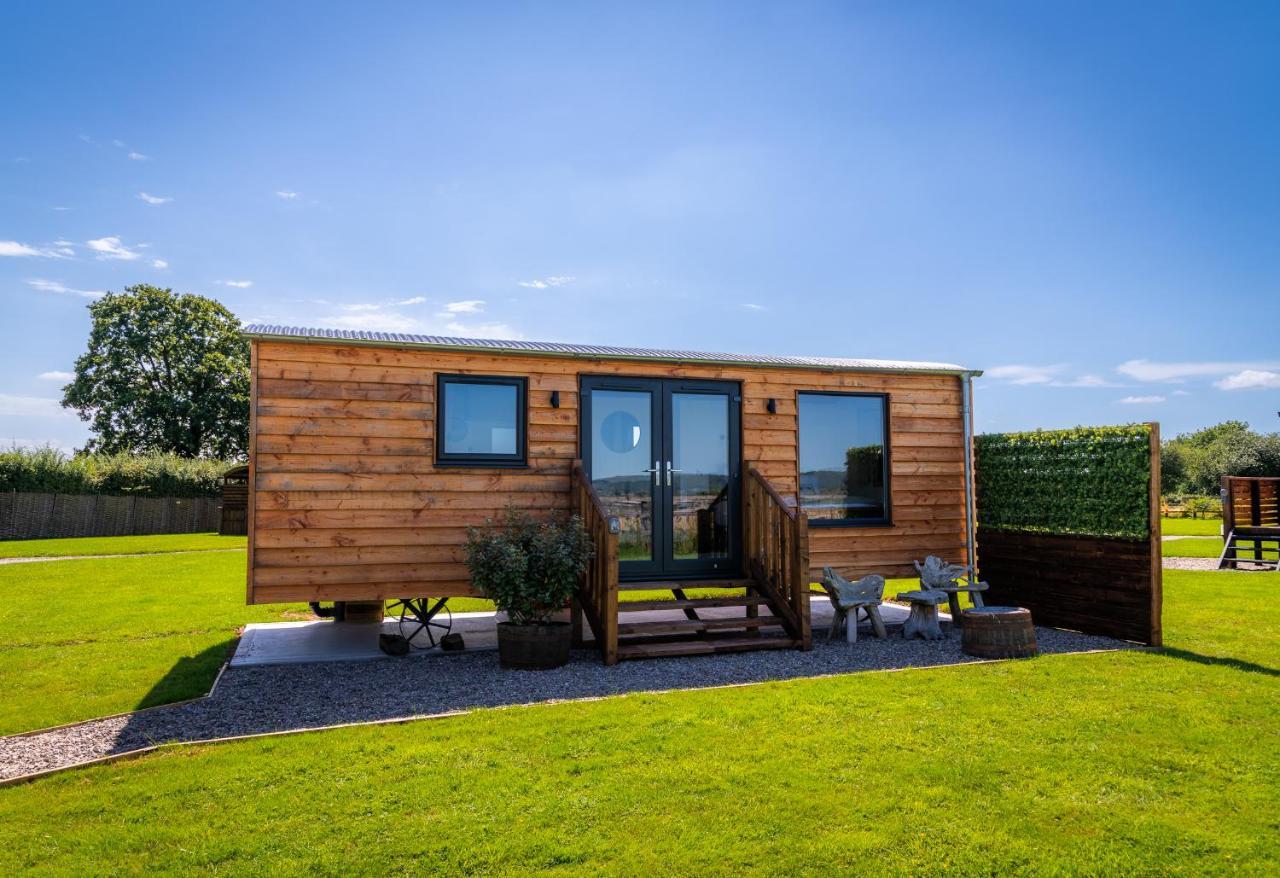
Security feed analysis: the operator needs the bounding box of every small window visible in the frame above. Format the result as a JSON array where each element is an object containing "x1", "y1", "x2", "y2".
[
  {"x1": 436, "y1": 375, "x2": 527, "y2": 466},
  {"x1": 797, "y1": 392, "x2": 890, "y2": 526}
]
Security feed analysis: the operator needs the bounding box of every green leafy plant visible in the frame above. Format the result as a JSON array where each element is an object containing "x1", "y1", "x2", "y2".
[
  {"x1": 0, "y1": 445, "x2": 233, "y2": 497},
  {"x1": 464, "y1": 509, "x2": 594, "y2": 626},
  {"x1": 975, "y1": 424, "x2": 1153, "y2": 539}
]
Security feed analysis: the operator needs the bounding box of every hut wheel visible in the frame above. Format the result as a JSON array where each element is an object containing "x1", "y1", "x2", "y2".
[{"x1": 392, "y1": 598, "x2": 452, "y2": 649}]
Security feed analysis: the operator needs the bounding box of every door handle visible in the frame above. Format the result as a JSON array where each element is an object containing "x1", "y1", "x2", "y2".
[
  {"x1": 644, "y1": 460, "x2": 661, "y2": 487},
  {"x1": 666, "y1": 460, "x2": 683, "y2": 486}
]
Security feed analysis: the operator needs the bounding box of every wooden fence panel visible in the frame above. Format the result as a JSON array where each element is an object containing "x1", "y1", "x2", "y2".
[{"x1": 0, "y1": 493, "x2": 222, "y2": 541}]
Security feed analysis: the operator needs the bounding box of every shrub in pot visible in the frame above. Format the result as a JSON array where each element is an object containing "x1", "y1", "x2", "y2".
[{"x1": 464, "y1": 509, "x2": 593, "y2": 669}]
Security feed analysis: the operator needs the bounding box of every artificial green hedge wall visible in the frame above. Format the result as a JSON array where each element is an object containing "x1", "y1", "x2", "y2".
[{"x1": 975, "y1": 425, "x2": 1153, "y2": 539}]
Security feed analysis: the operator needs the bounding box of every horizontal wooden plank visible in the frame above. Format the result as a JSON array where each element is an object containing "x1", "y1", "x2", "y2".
[
  {"x1": 256, "y1": 415, "x2": 432, "y2": 439},
  {"x1": 251, "y1": 581, "x2": 479, "y2": 603},
  {"x1": 256, "y1": 435, "x2": 429, "y2": 456},
  {"x1": 257, "y1": 398, "x2": 433, "y2": 420},
  {"x1": 256, "y1": 545, "x2": 464, "y2": 567},
  {"x1": 255, "y1": 509, "x2": 519, "y2": 529},
  {"x1": 257, "y1": 490, "x2": 570, "y2": 510},
  {"x1": 255, "y1": 562, "x2": 470, "y2": 586},
  {"x1": 256, "y1": 472, "x2": 568, "y2": 492},
  {"x1": 259, "y1": 378, "x2": 432, "y2": 402},
  {"x1": 256, "y1": 453, "x2": 435, "y2": 474},
  {"x1": 255, "y1": 526, "x2": 472, "y2": 547}
]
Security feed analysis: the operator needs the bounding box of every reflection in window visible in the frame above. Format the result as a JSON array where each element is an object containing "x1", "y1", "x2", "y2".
[
  {"x1": 437, "y1": 376, "x2": 526, "y2": 465},
  {"x1": 590, "y1": 390, "x2": 654, "y2": 562},
  {"x1": 671, "y1": 392, "x2": 731, "y2": 560},
  {"x1": 797, "y1": 393, "x2": 889, "y2": 524}
]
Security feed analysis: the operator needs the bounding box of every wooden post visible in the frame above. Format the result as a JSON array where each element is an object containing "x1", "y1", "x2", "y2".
[
  {"x1": 603, "y1": 531, "x2": 619, "y2": 666},
  {"x1": 1221, "y1": 476, "x2": 1235, "y2": 538},
  {"x1": 793, "y1": 512, "x2": 812, "y2": 650},
  {"x1": 1148, "y1": 422, "x2": 1163, "y2": 648}
]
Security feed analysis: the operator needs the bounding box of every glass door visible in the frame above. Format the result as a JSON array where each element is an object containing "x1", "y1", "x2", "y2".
[{"x1": 581, "y1": 377, "x2": 740, "y2": 580}]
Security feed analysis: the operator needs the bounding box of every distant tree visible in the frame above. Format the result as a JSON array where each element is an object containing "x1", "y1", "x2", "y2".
[
  {"x1": 1162, "y1": 421, "x2": 1280, "y2": 495},
  {"x1": 62, "y1": 285, "x2": 249, "y2": 458}
]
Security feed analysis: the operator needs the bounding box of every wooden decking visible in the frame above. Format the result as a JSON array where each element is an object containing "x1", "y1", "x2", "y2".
[{"x1": 571, "y1": 461, "x2": 812, "y2": 663}]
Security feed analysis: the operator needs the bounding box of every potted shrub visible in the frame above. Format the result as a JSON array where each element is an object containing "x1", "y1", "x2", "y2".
[{"x1": 464, "y1": 509, "x2": 593, "y2": 669}]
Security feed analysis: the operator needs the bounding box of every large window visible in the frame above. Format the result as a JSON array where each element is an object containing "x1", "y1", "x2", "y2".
[
  {"x1": 436, "y1": 375, "x2": 527, "y2": 466},
  {"x1": 797, "y1": 392, "x2": 890, "y2": 525}
]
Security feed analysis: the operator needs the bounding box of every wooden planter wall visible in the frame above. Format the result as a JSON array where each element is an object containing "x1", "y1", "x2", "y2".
[{"x1": 976, "y1": 425, "x2": 1162, "y2": 646}]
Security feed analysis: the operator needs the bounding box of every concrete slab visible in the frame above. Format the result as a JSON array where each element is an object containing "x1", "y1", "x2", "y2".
[
  {"x1": 232, "y1": 611, "x2": 501, "y2": 667},
  {"x1": 231, "y1": 596, "x2": 924, "y2": 668}
]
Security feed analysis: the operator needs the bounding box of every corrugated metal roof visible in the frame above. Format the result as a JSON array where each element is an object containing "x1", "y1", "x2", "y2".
[{"x1": 242, "y1": 324, "x2": 979, "y2": 376}]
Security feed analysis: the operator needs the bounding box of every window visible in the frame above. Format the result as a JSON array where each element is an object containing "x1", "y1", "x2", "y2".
[
  {"x1": 797, "y1": 392, "x2": 890, "y2": 525},
  {"x1": 436, "y1": 375, "x2": 527, "y2": 466}
]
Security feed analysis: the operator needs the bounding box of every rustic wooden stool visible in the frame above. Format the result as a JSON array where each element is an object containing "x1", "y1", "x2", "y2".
[
  {"x1": 895, "y1": 589, "x2": 949, "y2": 640},
  {"x1": 961, "y1": 606, "x2": 1038, "y2": 658}
]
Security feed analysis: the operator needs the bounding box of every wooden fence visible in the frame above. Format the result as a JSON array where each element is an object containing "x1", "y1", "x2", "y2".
[
  {"x1": 976, "y1": 424, "x2": 1162, "y2": 646},
  {"x1": 0, "y1": 492, "x2": 222, "y2": 541}
]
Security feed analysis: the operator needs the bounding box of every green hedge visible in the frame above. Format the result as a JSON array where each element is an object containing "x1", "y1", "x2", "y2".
[
  {"x1": 975, "y1": 425, "x2": 1153, "y2": 539},
  {"x1": 0, "y1": 447, "x2": 237, "y2": 498}
]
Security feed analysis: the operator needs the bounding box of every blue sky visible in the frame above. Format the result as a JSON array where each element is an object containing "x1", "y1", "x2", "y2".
[{"x1": 2, "y1": 1, "x2": 1278, "y2": 452}]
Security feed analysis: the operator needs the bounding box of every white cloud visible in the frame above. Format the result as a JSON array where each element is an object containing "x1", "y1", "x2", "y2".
[
  {"x1": 86, "y1": 236, "x2": 141, "y2": 261},
  {"x1": 1172, "y1": 389, "x2": 1191, "y2": 397},
  {"x1": 325, "y1": 311, "x2": 423, "y2": 333},
  {"x1": 1059, "y1": 374, "x2": 1120, "y2": 388},
  {"x1": 397, "y1": 296, "x2": 426, "y2": 305},
  {"x1": 152, "y1": 259, "x2": 169, "y2": 269},
  {"x1": 275, "y1": 190, "x2": 299, "y2": 199},
  {"x1": 138, "y1": 192, "x2": 172, "y2": 205},
  {"x1": 517, "y1": 275, "x2": 575, "y2": 289},
  {"x1": 441, "y1": 300, "x2": 484, "y2": 314},
  {"x1": 985, "y1": 364, "x2": 1066, "y2": 385},
  {"x1": 443, "y1": 320, "x2": 520, "y2": 339},
  {"x1": 0, "y1": 240, "x2": 43, "y2": 257},
  {"x1": 0, "y1": 394, "x2": 71, "y2": 418},
  {"x1": 38, "y1": 371, "x2": 74, "y2": 381},
  {"x1": 26, "y1": 278, "x2": 103, "y2": 298},
  {"x1": 127, "y1": 151, "x2": 149, "y2": 161},
  {"x1": 341, "y1": 303, "x2": 381, "y2": 312},
  {"x1": 219, "y1": 280, "x2": 253, "y2": 288},
  {"x1": 1215, "y1": 370, "x2": 1280, "y2": 391},
  {"x1": 740, "y1": 303, "x2": 766, "y2": 311},
  {"x1": 51, "y1": 206, "x2": 73, "y2": 211},
  {"x1": 1117, "y1": 395, "x2": 1166, "y2": 405},
  {"x1": 1116, "y1": 359, "x2": 1280, "y2": 383},
  {"x1": 112, "y1": 139, "x2": 126, "y2": 148}
]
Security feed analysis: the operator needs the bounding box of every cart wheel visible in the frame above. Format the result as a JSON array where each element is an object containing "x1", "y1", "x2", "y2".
[{"x1": 396, "y1": 597, "x2": 452, "y2": 649}]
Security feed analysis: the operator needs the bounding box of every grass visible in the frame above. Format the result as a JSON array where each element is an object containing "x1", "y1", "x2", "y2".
[
  {"x1": 0, "y1": 567, "x2": 1277, "y2": 874},
  {"x1": 0, "y1": 532, "x2": 245, "y2": 559},
  {"x1": 1161, "y1": 516, "x2": 1222, "y2": 537}
]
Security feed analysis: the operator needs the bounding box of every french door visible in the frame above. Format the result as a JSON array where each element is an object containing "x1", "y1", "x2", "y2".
[{"x1": 580, "y1": 377, "x2": 741, "y2": 580}]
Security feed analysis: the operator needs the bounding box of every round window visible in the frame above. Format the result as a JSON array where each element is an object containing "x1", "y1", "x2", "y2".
[{"x1": 601, "y1": 410, "x2": 642, "y2": 454}]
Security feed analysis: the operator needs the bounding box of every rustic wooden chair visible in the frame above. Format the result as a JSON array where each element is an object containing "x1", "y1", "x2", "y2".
[
  {"x1": 914, "y1": 555, "x2": 989, "y2": 623},
  {"x1": 820, "y1": 568, "x2": 887, "y2": 643}
]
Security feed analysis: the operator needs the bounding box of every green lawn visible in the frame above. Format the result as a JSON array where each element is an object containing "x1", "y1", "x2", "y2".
[
  {"x1": 1161, "y1": 516, "x2": 1222, "y2": 537},
  {"x1": 0, "y1": 532, "x2": 246, "y2": 559},
  {"x1": 0, "y1": 566, "x2": 1277, "y2": 875}
]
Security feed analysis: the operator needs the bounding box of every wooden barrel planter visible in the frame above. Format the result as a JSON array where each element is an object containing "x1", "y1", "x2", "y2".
[{"x1": 961, "y1": 606, "x2": 1038, "y2": 659}]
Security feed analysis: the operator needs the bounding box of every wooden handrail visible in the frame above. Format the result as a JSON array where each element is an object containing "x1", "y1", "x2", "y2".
[
  {"x1": 743, "y1": 465, "x2": 812, "y2": 650},
  {"x1": 571, "y1": 460, "x2": 619, "y2": 665}
]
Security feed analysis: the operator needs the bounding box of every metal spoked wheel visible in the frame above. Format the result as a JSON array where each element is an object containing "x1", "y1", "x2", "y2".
[{"x1": 392, "y1": 597, "x2": 452, "y2": 649}]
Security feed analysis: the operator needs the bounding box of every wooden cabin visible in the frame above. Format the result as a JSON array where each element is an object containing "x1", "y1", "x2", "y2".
[
  {"x1": 219, "y1": 464, "x2": 250, "y2": 536},
  {"x1": 243, "y1": 325, "x2": 981, "y2": 662}
]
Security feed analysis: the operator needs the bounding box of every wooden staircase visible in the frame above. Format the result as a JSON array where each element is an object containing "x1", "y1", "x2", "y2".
[
  {"x1": 571, "y1": 461, "x2": 812, "y2": 664},
  {"x1": 1218, "y1": 528, "x2": 1280, "y2": 570},
  {"x1": 1217, "y1": 477, "x2": 1280, "y2": 571}
]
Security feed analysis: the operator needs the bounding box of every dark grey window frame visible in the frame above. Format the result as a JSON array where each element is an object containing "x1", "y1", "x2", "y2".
[
  {"x1": 796, "y1": 390, "x2": 893, "y2": 528},
  {"x1": 435, "y1": 374, "x2": 528, "y2": 468}
]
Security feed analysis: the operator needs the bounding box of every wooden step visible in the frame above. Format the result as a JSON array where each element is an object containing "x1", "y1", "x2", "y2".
[
  {"x1": 617, "y1": 634, "x2": 800, "y2": 660},
  {"x1": 617, "y1": 615, "x2": 785, "y2": 637},
  {"x1": 618, "y1": 578, "x2": 752, "y2": 591},
  {"x1": 617, "y1": 596, "x2": 774, "y2": 613}
]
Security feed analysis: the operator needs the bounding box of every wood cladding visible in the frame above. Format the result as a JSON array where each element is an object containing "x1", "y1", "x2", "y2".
[{"x1": 247, "y1": 339, "x2": 971, "y2": 604}]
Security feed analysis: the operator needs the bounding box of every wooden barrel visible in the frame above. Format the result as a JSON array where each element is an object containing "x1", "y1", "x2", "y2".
[{"x1": 961, "y1": 606, "x2": 1037, "y2": 659}]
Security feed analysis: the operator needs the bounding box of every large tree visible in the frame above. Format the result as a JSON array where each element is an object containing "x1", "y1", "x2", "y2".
[{"x1": 62, "y1": 285, "x2": 250, "y2": 458}]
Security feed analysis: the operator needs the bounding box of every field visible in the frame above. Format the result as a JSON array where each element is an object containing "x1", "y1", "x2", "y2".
[{"x1": 0, "y1": 534, "x2": 1276, "y2": 875}]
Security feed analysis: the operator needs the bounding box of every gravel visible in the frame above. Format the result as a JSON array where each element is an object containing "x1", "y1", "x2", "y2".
[{"x1": 0, "y1": 622, "x2": 1130, "y2": 782}]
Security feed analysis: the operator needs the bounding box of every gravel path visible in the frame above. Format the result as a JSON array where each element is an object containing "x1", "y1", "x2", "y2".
[
  {"x1": 0, "y1": 623, "x2": 1128, "y2": 782},
  {"x1": 0, "y1": 548, "x2": 243, "y2": 566}
]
